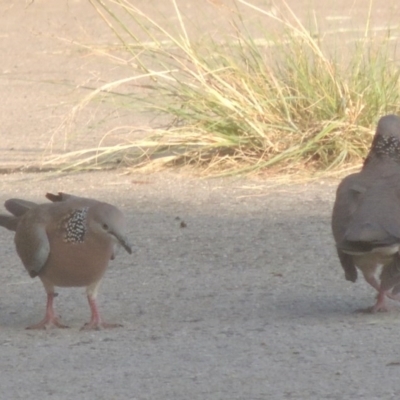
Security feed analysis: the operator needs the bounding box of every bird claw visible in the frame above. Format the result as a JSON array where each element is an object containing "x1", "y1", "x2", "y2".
[
  {"x1": 356, "y1": 304, "x2": 389, "y2": 313},
  {"x1": 355, "y1": 295, "x2": 390, "y2": 313},
  {"x1": 370, "y1": 304, "x2": 389, "y2": 313},
  {"x1": 26, "y1": 317, "x2": 69, "y2": 330},
  {"x1": 80, "y1": 321, "x2": 123, "y2": 331}
]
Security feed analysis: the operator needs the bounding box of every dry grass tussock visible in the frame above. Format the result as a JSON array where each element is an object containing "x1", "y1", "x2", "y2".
[{"x1": 51, "y1": 0, "x2": 400, "y2": 176}]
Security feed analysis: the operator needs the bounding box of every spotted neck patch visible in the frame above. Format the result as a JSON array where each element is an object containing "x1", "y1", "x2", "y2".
[
  {"x1": 369, "y1": 135, "x2": 400, "y2": 161},
  {"x1": 62, "y1": 207, "x2": 89, "y2": 244}
]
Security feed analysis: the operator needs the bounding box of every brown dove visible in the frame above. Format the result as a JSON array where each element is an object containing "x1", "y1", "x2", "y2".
[
  {"x1": 332, "y1": 114, "x2": 400, "y2": 312},
  {"x1": 0, "y1": 192, "x2": 132, "y2": 329}
]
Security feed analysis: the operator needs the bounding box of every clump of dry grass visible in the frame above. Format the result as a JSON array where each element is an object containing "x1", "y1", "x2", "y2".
[{"x1": 54, "y1": 0, "x2": 400, "y2": 175}]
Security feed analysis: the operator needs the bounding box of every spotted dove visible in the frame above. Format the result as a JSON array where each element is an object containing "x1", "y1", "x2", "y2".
[
  {"x1": 332, "y1": 114, "x2": 400, "y2": 312},
  {"x1": 0, "y1": 192, "x2": 132, "y2": 329}
]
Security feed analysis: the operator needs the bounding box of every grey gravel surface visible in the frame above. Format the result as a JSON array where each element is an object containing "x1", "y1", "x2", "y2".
[{"x1": 0, "y1": 172, "x2": 398, "y2": 399}]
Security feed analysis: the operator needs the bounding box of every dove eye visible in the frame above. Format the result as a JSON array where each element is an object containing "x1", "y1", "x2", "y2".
[{"x1": 102, "y1": 223, "x2": 109, "y2": 230}]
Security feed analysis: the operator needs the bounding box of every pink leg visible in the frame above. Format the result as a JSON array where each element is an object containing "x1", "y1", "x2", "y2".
[
  {"x1": 386, "y1": 292, "x2": 400, "y2": 301},
  {"x1": 26, "y1": 292, "x2": 69, "y2": 330},
  {"x1": 363, "y1": 272, "x2": 397, "y2": 301},
  {"x1": 80, "y1": 295, "x2": 122, "y2": 331},
  {"x1": 363, "y1": 274, "x2": 380, "y2": 292},
  {"x1": 370, "y1": 290, "x2": 389, "y2": 313}
]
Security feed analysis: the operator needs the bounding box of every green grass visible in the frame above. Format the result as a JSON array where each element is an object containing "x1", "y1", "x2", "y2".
[{"x1": 57, "y1": 0, "x2": 400, "y2": 175}]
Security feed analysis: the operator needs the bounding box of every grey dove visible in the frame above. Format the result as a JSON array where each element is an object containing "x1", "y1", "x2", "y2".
[
  {"x1": 332, "y1": 114, "x2": 400, "y2": 312},
  {"x1": 0, "y1": 192, "x2": 132, "y2": 329}
]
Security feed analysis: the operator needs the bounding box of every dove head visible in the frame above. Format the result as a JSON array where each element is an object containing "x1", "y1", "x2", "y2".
[
  {"x1": 365, "y1": 114, "x2": 400, "y2": 164},
  {"x1": 88, "y1": 203, "x2": 132, "y2": 255}
]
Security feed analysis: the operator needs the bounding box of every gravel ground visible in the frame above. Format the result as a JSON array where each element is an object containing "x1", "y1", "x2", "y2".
[{"x1": 0, "y1": 171, "x2": 399, "y2": 400}]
